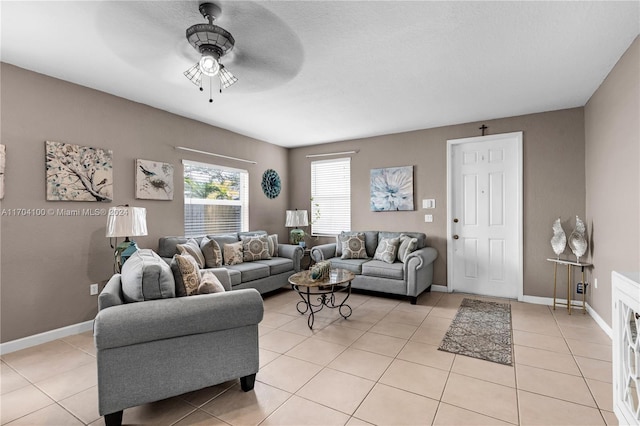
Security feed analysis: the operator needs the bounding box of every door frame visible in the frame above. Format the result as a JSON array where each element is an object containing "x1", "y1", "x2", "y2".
[{"x1": 446, "y1": 132, "x2": 524, "y2": 301}]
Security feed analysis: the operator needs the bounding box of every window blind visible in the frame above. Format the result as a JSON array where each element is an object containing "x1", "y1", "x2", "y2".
[{"x1": 311, "y1": 157, "x2": 351, "y2": 236}]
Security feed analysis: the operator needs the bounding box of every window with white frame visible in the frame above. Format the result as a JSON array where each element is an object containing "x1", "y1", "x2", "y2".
[
  {"x1": 183, "y1": 160, "x2": 248, "y2": 237},
  {"x1": 311, "y1": 157, "x2": 351, "y2": 236}
]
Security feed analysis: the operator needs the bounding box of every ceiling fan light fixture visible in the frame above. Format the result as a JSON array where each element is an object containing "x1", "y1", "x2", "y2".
[
  {"x1": 199, "y1": 55, "x2": 220, "y2": 76},
  {"x1": 219, "y1": 64, "x2": 238, "y2": 89}
]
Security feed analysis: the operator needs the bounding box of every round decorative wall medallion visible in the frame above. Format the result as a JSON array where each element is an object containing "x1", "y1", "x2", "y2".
[{"x1": 261, "y1": 169, "x2": 281, "y2": 199}]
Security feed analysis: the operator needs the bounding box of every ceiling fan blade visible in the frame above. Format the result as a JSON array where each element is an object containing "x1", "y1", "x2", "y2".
[
  {"x1": 183, "y1": 63, "x2": 202, "y2": 86},
  {"x1": 219, "y1": 64, "x2": 238, "y2": 89}
]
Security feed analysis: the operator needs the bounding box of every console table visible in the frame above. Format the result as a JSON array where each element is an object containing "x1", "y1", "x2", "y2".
[{"x1": 547, "y1": 258, "x2": 592, "y2": 315}]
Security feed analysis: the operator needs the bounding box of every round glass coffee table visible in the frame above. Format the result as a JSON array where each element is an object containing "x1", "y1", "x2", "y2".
[{"x1": 288, "y1": 268, "x2": 355, "y2": 329}]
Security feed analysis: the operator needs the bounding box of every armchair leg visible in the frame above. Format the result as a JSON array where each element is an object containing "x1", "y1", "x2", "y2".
[
  {"x1": 410, "y1": 296, "x2": 417, "y2": 305},
  {"x1": 240, "y1": 374, "x2": 256, "y2": 391},
  {"x1": 104, "y1": 411, "x2": 123, "y2": 426}
]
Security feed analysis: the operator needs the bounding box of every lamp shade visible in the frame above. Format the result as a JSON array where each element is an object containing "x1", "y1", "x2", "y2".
[
  {"x1": 105, "y1": 207, "x2": 148, "y2": 238},
  {"x1": 285, "y1": 210, "x2": 309, "y2": 227}
]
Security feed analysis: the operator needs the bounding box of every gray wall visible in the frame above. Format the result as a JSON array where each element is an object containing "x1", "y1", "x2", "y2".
[
  {"x1": 289, "y1": 108, "x2": 587, "y2": 298},
  {"x1": 0, "y1": 64, "x2": 289, "y2": 343},
  {"x1": 585, "y1": 37, "x2": 640, "y2": 327}
]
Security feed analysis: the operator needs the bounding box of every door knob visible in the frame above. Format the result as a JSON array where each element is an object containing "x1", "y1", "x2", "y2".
[
  {"x1": 453, "y1": 218, "x2": 459, "y2": 223},
  {"x1": 453, "y1": 235, "x2": 459, "y2": 240}
]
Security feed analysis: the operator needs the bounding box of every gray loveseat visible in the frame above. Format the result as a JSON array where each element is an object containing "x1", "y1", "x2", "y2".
[
  {"x1": 157, "y1": 230, "x2": 303, "y2": 294},
  {"x1": 94, "y1": 266, "x2": 263, "y2": 425},
  {"x1": 311, "y1": 231, "x2": 438, "y2": 304}
]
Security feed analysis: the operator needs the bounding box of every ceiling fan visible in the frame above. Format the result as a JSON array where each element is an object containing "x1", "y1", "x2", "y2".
[{"x1": 183, "y1": 2, "x2": 238, "y2": 102}]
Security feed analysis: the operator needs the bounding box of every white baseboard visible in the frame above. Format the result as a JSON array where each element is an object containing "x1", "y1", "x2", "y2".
[
  {"x1": 431, "y1": 284, "x2": 449, "y2": 293},
  {"x1": 0, "y1": 320, "x2": 94, "y2": 355}
]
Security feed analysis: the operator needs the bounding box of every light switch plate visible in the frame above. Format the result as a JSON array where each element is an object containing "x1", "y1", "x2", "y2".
[{"x1": 422, "y1": 199, "x2": 435, "y2": 209}]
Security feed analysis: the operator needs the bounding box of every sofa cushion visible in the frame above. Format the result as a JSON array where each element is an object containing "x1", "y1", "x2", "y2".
[
  {"x1": 227, "y1": 268, "x2": 242, "y2": 286},
  {"x1": 267, "y1": 234, "x2": 279, "y2": 257},
  {"x1": 340, "y1": 233, "x2": 368, "y2": 259},
  {"x1": 200, "y1": 236, "x2": 222, "y2": 268},
  {"x1": 120, "y1": 249, "x2": 175, "y2": 302},
  {"x1": 172, "y1": 254, "x2": 201, "y2": 296},
  {"x1": 226, "y1": 262, "x2": 270, "y2": 283},
  {"x1": 197, "y1": 271, "x2": 226, "y2": 294},
  {"x1": 373, "y1": 237, "x2": 400, "y2": 264},
  {"x1": 328, "y1": 257, "x2": 370, "y2": 275},
  {"x1": 336, "y1": 231, "x2": 378, "y2": 257},
  {"x1": 254, "y1": 257, "x2": 293, "y2": 275},
  {"x1": 176, "y1": 239, "x2": 205, "y2": 268},
  {"x1": 362, "y1": 260, "x2": 404, "y2": 280},
  {"x1": 380, "y1": 231, "x2": 426, "y2": 250},
  {"x1": 224, "y1": 241, "x2": 244, "y2": 266},
  {"x1": 241, "y1": 235, "x2": 271, "y2": 262},
  {"x1": 397, "y1": 234, "x2": 418, "y2": 263},
  {"x1": 210, "y1": 233, "x2": 239, "y2": 255}
]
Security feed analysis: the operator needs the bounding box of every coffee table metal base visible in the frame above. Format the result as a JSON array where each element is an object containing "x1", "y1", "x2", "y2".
[{"x1": 292, "y1": 284, "x2": 352, "y2": 329}]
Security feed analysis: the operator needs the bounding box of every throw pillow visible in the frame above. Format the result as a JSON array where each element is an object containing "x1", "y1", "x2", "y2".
[
  {"x1": 200, "y1": 236, "x2": 222, "y2": 268},
  {"x1": 241, "y1": 235, "x2": 271, "y2": 262},
  {"x1": 340, "y1": 233, "x2": 368, "y2": 259},
  {"x1": 120, "y1": 249, "x2": 175, "y2": 302},
  {"x1": 224, "y1": 241, "x2": 244, "y2": 265},
  {"x1": 176, "y1": 238, "x2": 205, "y2": 268},
  {"x1": 197, "y1": 271, "x2": 226, "y2": 294},
  {"x1": 173, "y1": 254, "x2": 200, "y2": 296},
  {"x1": 373, "y1": 237, "x2": 400, "y2": 264},
  {"x1": 397, "y1": 234, "x2": 418, "y2": 263},
  {"x1": 267, "y1": 234, "x2": 279, "y2": 257}
]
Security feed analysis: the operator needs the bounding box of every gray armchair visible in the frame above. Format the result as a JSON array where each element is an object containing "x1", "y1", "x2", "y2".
[{"x1": 93, "y1": 268, "x2": 263, "y2": 426}]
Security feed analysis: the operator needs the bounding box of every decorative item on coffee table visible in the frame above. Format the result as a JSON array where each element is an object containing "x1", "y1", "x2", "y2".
[{"x1": 310, "y1": 260, "x2": 330, "y2": 281}]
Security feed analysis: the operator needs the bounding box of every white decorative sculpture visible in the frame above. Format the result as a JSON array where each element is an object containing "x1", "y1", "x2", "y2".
[
  {"x1": 568, "y1": 215, "x2": 588, "y2": 263},
  {"x1": 550, "y1": 218, "x2": 567, "y2": 259}
]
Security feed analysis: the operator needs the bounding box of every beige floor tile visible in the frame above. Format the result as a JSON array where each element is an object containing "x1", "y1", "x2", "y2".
[
  {"x1": 554, "y1": 309, "x2": 602, "y2": 328},
  {"x1": 313, "y1": 324, "x2": 366, "y2": 346},
  {"x1": 120, "y1": 396, "x2": 197, "y2": 426},
  {"x1": 1, "y1": 361, "x2": 30, "y2": 395},
  {"x1": 201, "y1": 381, "x2": 290, "y2": 426},
  {"x1": 1, "y1": 340, "x2": 76, "y2": 369},
  {"x1": 379, "y1": 359, "x2": 448, "y2": 400},
  {"x1": 286, "y1": 337, "x2": 347, "y2": 366},
  {"x1": 259, "y1": 348, "x2": 281, "y2": 368},
  {"x1": 261, "y1": 311, "x2": 298, "y2": 328},
  {"x1": 327, "y1": 348, "x2": 394, "y2": 381},
  {"x1": 451, "y1": 355, "x2": 516, "y2": 387},
  {"x1": 261, "y1": 395, "x2": 350, "y2": 425},
  {"x1": 516, "y1": 364, "x2": 596, "y2": 407},
  {"x1": 513, "y1": 329, "x2": 570, "y2": 353},
  {"x1": 332, "y1": 316, "x2": 376, "y2": 331},
  {"x1": 6, "y1": 349, "x2": 96, "y2": 384},
  {"x1": 0, "y1": 384, "x2": 55, "y2": 424},
  {"x1": 351, "y1": 307, "x2": 390, "y2": 323},
  {"x1": 346, "y1": 416, "x2": 375, "y2": 425},
  {"x1": 58, "y1": 386, "x2": 100, "y2": 425},
  {"x1": 354, "y1": 383, "x2": 438, "y2": 425},
  {"x1": 259, "y1": 324, "x2": 276, "y2": 337},
  {"x1": 512, "y1": 316, "x2": 562, "y2": 336},
  {"x1": 61, "y1": 331, "x2": 96, "y2": 355},
  {"x1": 514, "y1": 345, "x2": 581, "y2": 376},
  {"x1": 587, "y1": 378, "x2": 613, "y2": 411},
  {"x1": 392, "y1": 302, "x2": 433, "y2": 315},
  {"x1": 601, "y1": 410, "x2": 618, "y2": 426},
  {"x1": 34, "y1": 361, "x2": 97, "y2": 401},
  {"x1": 518, "y1": 390, "x2": 605, "y2": 425},
  {"x1": 257, "y1": 355, "x2": 322, "y2": 393},
  {"x1": 415, "y1": 291, "x2": 443, "y2": 307},
  {"x1": 397, "y1": 341, "x2": 455, "y2": 371},
  {"x1": 510, "y1": 301, "x2": 552, "y2": 314},
  {"x1": 359, "y1": 298, "x2": 400, "y2": 311},
  {"x1": 179, "y1": 380, "x2": 237, "y2": 407},
  {"x1": 5, "y1": 403, "x2": 83, "y2": 425},
  {"x1": 173, "y1": 409, "x2": 227, "y2": 426},
  {"x1": 381, "y1": 309, "x2": 428, "y2": 326},
  {"x1": 561, "y1": 324, "x2": 612, "y2": 345},
  {"x1": 351, "y1": 332, "x2": 407, "y2": 357},
  {"x1": 297, "y1": 368, "x2": 375, "y2": 415},
  {"x1": 259, "y1": 329, "x2": 307, "y2": 354},
  {"x1": 421, "y1": 315, "x2": 455, "y2": 331},
  {"x1": 575, "y1": 356, "x2": 613, "y2": 383},
  {"x1": 433, "y1": 402, "x2": 514, "y2": 425},
  {"x1": 410, "y1": 325, "x2": 448, "y2": 346},
  {"x1": 278, "y1": 316, "x2": 333, "y2": 337},
  {"x1": 368, "y1": 320, "x2": 417, "y2": 339},
  {"x1": 429, "y1": 305, "x2": 459, "y2": 319},
  {"x1": 566, "y1": 338, "x2": 612, "y2": 362},
  {"x1": 442, "y1": 373, "x2": 518, "y2": 424}
]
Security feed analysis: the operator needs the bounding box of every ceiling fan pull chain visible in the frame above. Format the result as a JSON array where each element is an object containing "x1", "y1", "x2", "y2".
[{"x1": 209, "y1": 76, "x2": 213, "y2": 103}]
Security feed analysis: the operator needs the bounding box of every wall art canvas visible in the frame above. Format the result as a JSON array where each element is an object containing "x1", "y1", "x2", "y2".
[
  {"x1": 370, "y1": 165, "x2": 414, "y2": 211},
  {"x1": 135, "y1": 159, "x2": 174, "y2": 200},
  {"x1": 45, "y1": 141, "x2": 113, "y2": 202},
  {"x1": 0, "y1": 144, "x2": 5, "y2": 200}
]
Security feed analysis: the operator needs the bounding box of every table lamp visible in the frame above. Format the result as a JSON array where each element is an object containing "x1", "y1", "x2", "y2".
[
  {"x1": 106, "y1": 206, "x2": 148, "y2": 272},
  {"x1": 285, "y1": 209, "x2": 308, "y2": 246}
]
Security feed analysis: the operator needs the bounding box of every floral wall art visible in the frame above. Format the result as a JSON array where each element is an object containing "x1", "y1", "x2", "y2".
[
  {"x1": 45, "y1": 141, "x2": 113, "y2": 202},
  {"x1": 135, "y1": 159, "x2": 174, "y2": 200},
  {"x1": 370, "y1": 165, "x2": 414, "y2": 211}
]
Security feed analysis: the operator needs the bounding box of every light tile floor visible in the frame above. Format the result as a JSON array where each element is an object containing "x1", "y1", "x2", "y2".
[{"x1": 1, "y1": 289, "x2": 617, "y2": 425}]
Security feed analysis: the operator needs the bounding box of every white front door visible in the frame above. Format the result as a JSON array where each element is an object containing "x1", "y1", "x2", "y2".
[{"x1": 447, "y1": 132, "x2": 523, "y2": 299}]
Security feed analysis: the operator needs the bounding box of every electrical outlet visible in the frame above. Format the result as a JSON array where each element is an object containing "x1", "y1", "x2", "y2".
[
  {"x1": 90, "y1": 283, "x2": 99, "y2": 296},
  {"x1": 424, "y1": 214, "x2": 433, "y2": 223}
]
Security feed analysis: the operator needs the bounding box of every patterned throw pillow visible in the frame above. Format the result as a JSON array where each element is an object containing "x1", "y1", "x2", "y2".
[
  {"x1": 267, "y1": 234, "x2": 279, "y2": 257},
  {"x1": 340, "y1": 233, "x2": 368, "y2": 259},
  {"x1": 174, "y1": 254, "x2": 200, "y2": 296},
  {"x1": 176, "y1": 239, "x2": 205, "y2": 268},
  {"x1": 374, "y1": 237, "x2": 400, "y2": 264},
  {"x1": 197, "y1": 271, "x2": 226, "y2": 294},
  {"x1": 224, "y1": 241, "x2": 244, "y2": 265},
  {"x1": 241, "y1": 235, "x2": 271, "y2": 262},
  {"x1": 200, "y1": 236, "x2": 222, "y2": 268},
  {"x1": 397, "y1": 234, "x2": 418, "y2": 263}
]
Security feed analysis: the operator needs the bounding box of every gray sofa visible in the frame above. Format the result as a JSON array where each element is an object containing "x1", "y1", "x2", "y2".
[
  {"x1": 157, "y1": 230, "x2": 303, "y2": 294},
  {"x1": 311, "y1": 231, "x2": 438, "y2": 304},
  {"x1": 94, "y1": 267, "x2": 263, "y2": 426}
]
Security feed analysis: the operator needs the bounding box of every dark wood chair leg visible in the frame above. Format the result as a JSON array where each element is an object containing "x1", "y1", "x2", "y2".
[
  {"x1": 240, "y1": 374, "x2": 256, "y2": 391},
  {"x1": 104, "y1": 410, "x2": 123, "y2": 426}
]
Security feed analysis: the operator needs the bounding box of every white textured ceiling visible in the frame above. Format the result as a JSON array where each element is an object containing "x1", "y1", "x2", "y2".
[{"x1": 1, "y1": 1, "x2": 638, "y2": 147}]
